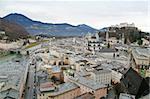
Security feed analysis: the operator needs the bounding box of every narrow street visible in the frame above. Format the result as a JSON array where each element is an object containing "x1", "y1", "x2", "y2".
[{"x1": 24, "y1": 57, "x2": 36, "y2": 99}]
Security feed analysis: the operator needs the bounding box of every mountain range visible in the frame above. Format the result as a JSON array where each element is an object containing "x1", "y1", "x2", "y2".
[
  {"x1": 1, "y1": 13, "x2": 147, "y2": 43},
  {"x1": 2, "y1": 13, "x2": 98, "y2": 36},
  {"x1": 0, "y1": 18, "x2": 29, "y2": 40}
]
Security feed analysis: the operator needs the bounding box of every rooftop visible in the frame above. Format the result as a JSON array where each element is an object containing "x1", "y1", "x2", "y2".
[
  {"x1": 119, "y1": 93, "x2": 135, "y2": 99},
  {"x1": 75, "y1": 92, "x2": 95, "y2": 99},
  {"x1": 120, "y1": 67, "x2": 149, "y2": 98},
  {"x1": 99, "y1": 48, "x2": 116, "y2": 53},
  {"x1": 92, "y1": 69, "x2": 111, "y2": 74},
  {"x1": 43, "y1": 65, "x2": 61, "y2": 73},
  {"x1": 52, "y1": 66, "x2": 61, "y2": 73},
  {"x1": 0, "y1": 88, "x2": 19, "y2": 99},
  {"x1": 132, "y1": 48, "x2": 150, "y2": 59},
  {"x1": 70, "y1": 76, "x2": 107, "y2": 90},
  {"x1": 0, "y1": 55, "x2": 28, "y2": 98},
  {"x1": 40, "y1": 82, "x2": 79, "y2": 96},
  {"x1": 136, "y1": 48, "x2": 150, "y2": 57},
  {"x1": 40, "y1": 82, "x2": 55, "y2": 92}
]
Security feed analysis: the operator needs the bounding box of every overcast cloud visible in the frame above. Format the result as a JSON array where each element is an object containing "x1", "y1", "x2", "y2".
[{"x1": 0, "y1": 0, "x2": 149, "y2": 32}]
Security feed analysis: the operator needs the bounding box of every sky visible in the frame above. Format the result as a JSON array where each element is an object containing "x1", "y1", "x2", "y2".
[{"x1": 0, "y1": 0, "x2": 149, "y2": 32}]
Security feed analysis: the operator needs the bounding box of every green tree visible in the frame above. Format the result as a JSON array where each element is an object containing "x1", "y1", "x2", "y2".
[
  {"x1": 124, "y1": 38, "x2": 127, "y2": 44},
  {"x1": 107, "y1": 43, "x2": 110, "y2": 48},
  {"x1": 137, "y1": 39, "x2": 143, "y2": 45}
]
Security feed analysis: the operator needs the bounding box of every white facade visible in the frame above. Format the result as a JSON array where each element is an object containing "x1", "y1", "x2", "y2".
[
  {"x1": 119, "y1": 23, "x2": 135, "y2": 28},
  {"x1": 90, "y1": 70, "x2": 111, "y2": 85},
  {"x1": 0, "y1": 31, "x2": 5, "y2": 35},
  {"x1": 85, "y1": 32, "x2": 103, "y2": 52},
  {"x1": 87, "y1": 37, "x2": 102, "y2": 51},
  {"x1": 111, "y1": 70, "x2": 122, "y2": 83},
  {"x1": 111, "y1": 23, "x2": 135, "y2": 28}
]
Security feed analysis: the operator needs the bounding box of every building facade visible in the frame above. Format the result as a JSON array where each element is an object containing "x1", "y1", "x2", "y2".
[
  {"x1": 90, "y1": 69, "x2": 112, "y2": 85},
  {"x1": 37, "y1": 82, "x2": 80, "y2": 99}
]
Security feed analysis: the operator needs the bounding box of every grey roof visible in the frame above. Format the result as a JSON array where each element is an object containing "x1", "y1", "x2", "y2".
[
  {"x1": 70, "y1": 76, "x2": 107, "y2": 90},
  {"x1": 40, "y1": 82, "x2": 79, "y2": 96},
  {"x1": 0, "y1": 55, "x2": 28, "y2": 99},
  {"x1": 92, "y1": 69, "x2": 111, "y2": 74},
  {"x1": 136, "y1": 48, "x2": 150, "y2": 57},
  {"x1": 0, "y1": 88, "x2": 19, "y2": 99},
  {"x1": 99, "y1": 48, "x2": 116, "y2": 53},
  {"x1": 132, "y1": 47, "x2": 150, "y2": 60},
  {"x1": 120, "y1": 67, "x2": 149, "y2": 98}
]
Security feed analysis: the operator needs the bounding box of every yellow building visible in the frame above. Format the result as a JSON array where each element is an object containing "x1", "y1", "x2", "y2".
[
  {"x1": 131, "y1": 48, "x2": 150, "y2": 66},
  {"x1": 145, "y1": 69, "x2": 150, "y2": 77},
  {"x1": 69, "y1": 76, "x2": 107, "y2": 99},
  {"x1": 131, "y1": 48, "x2": 150, "y2": 77}
]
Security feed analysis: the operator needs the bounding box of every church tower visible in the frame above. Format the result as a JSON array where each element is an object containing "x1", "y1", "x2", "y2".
[
  {"x1": 122, "y1": 32, "x2": 125, "y2": 45},
  {"x1": 106, "y1": 31, "x2": 109, "y2": 44}
]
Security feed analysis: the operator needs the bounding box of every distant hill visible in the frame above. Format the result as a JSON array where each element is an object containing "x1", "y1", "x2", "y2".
[
  {"x1": 0, "y1": 18, "x2": 29, "y2": 41},
  {"x1": 3, "y1": 13, "x2": 98, "y2": 36}
]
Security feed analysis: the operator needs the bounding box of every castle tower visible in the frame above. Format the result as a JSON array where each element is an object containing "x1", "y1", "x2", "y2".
[
  {"x1": 106, "y1": 31, "x2": 109, "y2": 44},
  {"x1": 73, "y1": 38, "x2": 76, "y2": 44},
  {"x1": 48, "y1": 40, "x2": 51, "y2": 63},
  {"x1": 95, "y1": 32, "x2": 100, "y2": 42},
  {"x1": 122, "y1": 32, "x2": 125, "y2": 45}
]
